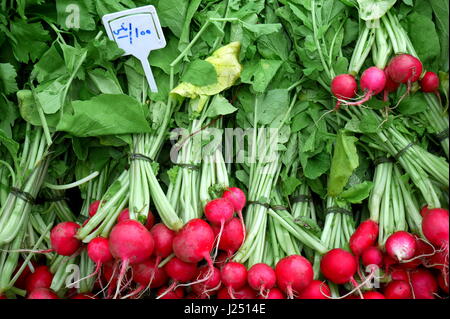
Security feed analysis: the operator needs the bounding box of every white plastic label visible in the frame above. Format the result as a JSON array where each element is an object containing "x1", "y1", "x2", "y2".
[{"x1": 102, "y1": 5, "x2": 166, "y2": 92}]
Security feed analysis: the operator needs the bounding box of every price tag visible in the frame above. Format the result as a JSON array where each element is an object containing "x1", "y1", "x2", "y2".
[{"x1": 102, "y1": 5, "x2": 166, "y2": 92}]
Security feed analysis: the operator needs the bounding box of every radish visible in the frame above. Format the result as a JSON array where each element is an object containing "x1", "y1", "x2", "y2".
[
  {"x1": 247, "y1": 263, "x2": 276, "y2": 298},
  {"x1": 437, "y1": 272, "x2": 449, "y2": 294},
  {"x1": 108, "y1": 220, "x2": 155, "y2": 298},
  {"x1": 71, "y1": 293, "x2": 96, "y2": 299},
  {"x1": 133, "y1": 258, "x2": 168, "y2": 289},
  {"x1": 258, "y1": 288, "x2": 285, "y2": 299},
  {"x1": 222, "y1": 187, "x2": 247, "y2": 240},
  {"x1": 384, "y1": 280, "x2": 412, "y2": 299},
  {"x1": 150, "y1": 223, "x2": 175, "y2": 266},
  {"x1": 387, "y1": 54, "x2": 423, "y2": 84},
  {"x1": 349, "y1": 220, "x2": 379, "y2": 256},
  {"x1": 212, "y1": 218, "x2": 245, "y2": 257},
  {"x1": 50, "y1": 221, "x2": 82, "y2": 256},
  {"x1": 296, "y1": 280, "x2": 331, "y2": 299},
  {"x1": 204, "y1": 198, "x2": 235, "y2": 257},
  {"x1": 89, "y1": 200, "x2": 101, "y2": 217},
  {"x1": 420, "y1": 71, "x2": 440, "y2": 93},
  {"x1": 192, "y1": 265, "x2": 222, "y2": 298},
  {"x1": 158, "y1": 257, "x2": 197, "y2": 298},
  {"x1": 344, "y1": 67, "x2": 386, "y2": 106},
  {"x1": 214, "y1": 250, "x2": 230, "y2": 269},
  {"x1": 25, "y1": 265, "x2": 53, "y2": 293},
  {"x1": 410, "y1": 268, "x2": 438, "y2": 299},
  {"x1": 422, "y1": 208, "x2": 448, "y2": 256},
  {"x1": 383, "y1": 70, "x2": 400, "y2": 101},
  {"x1": 331, "y1": 74, "x2": 357, "y2": 109},
  {"x1": 362, "y1": 291, "x2": 385, "y2": 299},
  {"x1": 27, "y1": 288, "x2": 59, "y2": 299},
  {"x1": 390, "y1": 267, "x2": 409, "y2": 282},
  {"x1": 157, "y1": 286, "x2": 184, "y2": 299},
  {"x1": 117, "y1": 208, "x2": 130, "y2": 223},
  {"x1": 385, "y1": 231, "x2": 417, "y2": 262},
  {"x1": 276, "y1": 255, "x2": 313, "y2": 298},
  {"x1": 0, "y1": 294, "x2": 7, "y2": 299},
  {"x1": 320, "y1": 249, "x2": 357, "y2": 285},
  {"x1": 217, "y1": 285, "x2": 256, "y2": 299},
  {"x1": 13, "y1": 259, "x2": 37, "y2": 290},
  {"x1": 220, "y1": 262, "x2": 248, "y2": 299},
  {"x1": 361, "y1": 246, "x2": 383, "y2": 268},
  {"x1": 420, "y1": 205, "x2": 429, "y2": 217},
  {"x1": 172, "y1": 218, "x2": 215, "y2": 280}
]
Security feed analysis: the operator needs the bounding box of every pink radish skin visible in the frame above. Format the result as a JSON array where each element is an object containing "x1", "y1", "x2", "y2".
[
  {"x1": 221, "y1": 262, "x2": 248, "y2": 299},
  {"x1": 384, "y1": 280, "x2": 412, "y2": 299},
  {"x1": 331, "y1": 74, "x2": 358, "y2": 109},
  {"x1": 385, "y1": 231, "x2": 417, "y2": 262},
  {"x1": 383, "y1": 70, "x2": 400, "y2": 101},
  {"x1": 437, "y1": 272, "x2": 449, "y2": 294},
  {"x1": 27, "y1": 288, "x2": 59, "y2": 299},
  {"x1": 212, "y1": 218, "x2": 245, "y2": 256},
  {"x1": 345, "y1": 67, "x2": 386, "y2": 106},
  {"x1": 217, "y1": 286, "x2": 256, "y2": 299},
  {"x1": 247, "y1": 263, "x2": 276, "y2": 297},
  {"x1": 410, "y1": 268, "x2": 438, "y2": 299},
  {"x1": 420, "y1": 71, "x2": 440, "y2": 93},
  {"x1": 192, "y1": 265, "x2": 222, "y2": 297},
  {"x1": 25, "y1": 265, "x2": 53, "y2": 293},
  {"x1": 363, "y1": 291, "x2": 385, "y2": 299},
  {"x1": 276, "y1": 255, "x2": 314, "y2": 298},
  {"x1": 50, "y1": 222, "x2": 82, "y2": 256},
  {"x1": 361, "y1": 246, "x2": 383, "y2": 268},
  {"x1": 71, "y1": 293, "x2": 96, "y2": 299},
  {"x1": 157, "y1": 286, "x2": 184, "y2": 299},
  {"x1": 222, "y1": 187, "x2": 246, "y2": 213},
  {"x1": 87, "y1": 237, "x2": 113, "y2": 264},
  {"x1": 320, "y1": 249, "x2": 357, "y2": 285},
  {"x1": 258, "y1": 288, "x2": 285, "y2": 299},
  {"x1": 108, "y1": 220, "x2": 155, "y2": 298},
  {"x1": 297, "y1": 280, "x2": 331, "y2": 299},
  {"x1": 422, "y1": 208, "x2": 449, "y2": 249},
  {"x1": 132, "y1": 258, "x2": 168, "y2": 289},
  {"x1": 164, "y1": 257, "x2": 198, "y2": 283},
  {"x1": 88, "y1": 200, "x2": 101, "y2": 217},
  {"x1": 387, "y1": 54, "x2": 423, "y2": 84},
  {"x1": 349, "y1": 219, "x2": 379, "y2": 256},
  {"x1": 204, "y1": 198, "x2": 234, "y2": 226},
  {"x1": 150, "y1": 223, "x2": 175, "y2": 260}
]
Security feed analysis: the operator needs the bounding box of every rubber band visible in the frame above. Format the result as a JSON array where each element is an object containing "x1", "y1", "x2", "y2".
[
  {"x1": 373, "y1": 156, "x2": 395, "y2": 166},
  {"x1": 326, "y1": 206, "x2": 352, "y2": 216},
  {"x1": 394, "y1": 142, "x2": 414, "y2": 160},
  {"x1": 291, "y1": 194, "x2": 312, "y2": 203},
  {"x1": 10, "y1": 187, "x2": 35, "y2": 204},
  {"x1": 248, "y1": 201, "x2": 287, "y2": 211},
  {"x1": 436, "y1": 128, "x2": 449, "y2": 142},
  {"x1": 271, "y1": 205, "x2": 288, "y2": 211},
  {"x1": 129, "y1": 153, "x2": 154, "y2": 163}
]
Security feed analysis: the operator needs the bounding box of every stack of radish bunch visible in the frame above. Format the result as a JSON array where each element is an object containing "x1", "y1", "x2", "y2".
[
  {"x1": 319, "y1": 208, "x2": 448, "y2": 299},
  {"x1": 331, "y1": 54, "x2": 439, "y2": 108}
]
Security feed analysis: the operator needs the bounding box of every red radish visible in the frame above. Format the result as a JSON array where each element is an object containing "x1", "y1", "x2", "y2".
[
  {"x1": 296, "y1": 280, "x2": 331, "y2": 299},
  {"x1": 345, "y1": 67, "x2": 386, "y2": 106},
  {"x1": 383, "y1": 70, "x2": 400, "y2": 101},
  {"x1": 258, "y1": 288, "x2": 285, "y2": 299},
  {"x1": 220, "y1": 262, "x2": 248, "y2": 299},
  {"x1": 320, "y1": 249, "x2": 357, "y2": 285},
  {"x1": 108, "y1": 220, "x2": 154, "y2": 298},
  {"x1": 88, "y1": 237, "x2": 113, "y2": 265},
  {"x1": 212, "y1": 218, "x2": 245, "y2": 257},
  {"x1": 217, "y1": 285, "x2": 256, "y2": 299},
  {"x1": 349, "y1": 220, "x2": 379, "y2": 256},
  {"x1": 422, "y1": 208, "x2": 448, "y2": 251},
  {"x1": 117, "y1": 208, "x2": 130, "y2": 223},
  {"x1": 13, "y1": 259, "x2": 37, "y2": 290},
  {"x1": 27, "y1": 288, "x2": 59, "y2": 299},
  {"x1": 361, "y1": 246, "x2": 383, "y2": 267},
  {"x1": 215, "y1": 251, "x2": 230, "y2": 269},
  {"x1": 410, "y1": 268, "x2": 438, "y2": 299},
  {"x1": 437, "y1": 272, "x2": 449, "y2": 294},
  {"x1": 192, "y1": 265, "x2": 222, "y2": 298},
  {"x1": 204, "y1": 198, "x2": 234, "y2": 258},
  {"x1": 276, "y1": 255, "x2": 314, "y2": 298},
  {"x1": 0, "y1": 294, "x2": 7, "y2": 299},
  {"x1": 133, "y1": 258, "x2": 168, "y2": 289},
  {"x1": 390, "y1": 268, "x2": 409, "y2": 282},
  {"x1": 387, "y1": 54, "x2": 423, "y2": 84},
  {"x1": 384, "y1": 280, "x2": 412, "y2": 299},
  {"x1": 71, "y1": 293, "x2": 96, "y2": 299},
  {"x1": 385, "y1": 231, "x2": 417, "y2": 262},
  {"x1": 420, "y1": 71, "x2": 440, "y2": 93},
  {"x1": 145, "y1": 210, "x2": 155, "y2": 230},
  {"x1": 331, "y1": 74, "x2": 358, "y2": 109},
  {"x1": 25, "y1": 265, "x2": 53, "y2": 293},
  {"x1": 247, "y1": 263, "x2": 276, "y2": 298},
  {"x1": 362, "y1": 291, "x2": 385, "y2": 299},
  {"x1": 420, "y1": 205, "x2": 429, "y2": 217},
  {"x1": 172, "y1": 218, "x2": 215, "y2": 281},
  {"x1": 50, "y1": 222, "x2": 82, "y2": 256},
  {"x1": 222, "y1": 187, "x2": 247, "y2": 237},
  {"x1": 150, "y1": 223, "x2": 175, "y2": 262},
  {"x1": 89, "y1": 200, "x2": 101, "y2": 217},
  {"x1": 157, "y1": 286, "x2": 184, "y2": 299},
  {"x1": 158, "y1": 257, "x2": 197, "y2": 298}
]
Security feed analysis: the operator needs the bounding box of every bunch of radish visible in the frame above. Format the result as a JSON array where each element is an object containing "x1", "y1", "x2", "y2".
[{"x1": 331, "y1": 54, "x2": 440, "y2": 108}]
